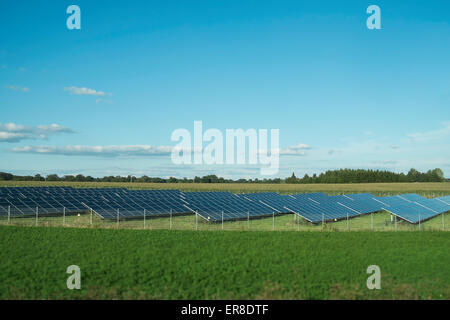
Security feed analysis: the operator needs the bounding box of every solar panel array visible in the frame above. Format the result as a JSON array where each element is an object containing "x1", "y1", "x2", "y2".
[
  {"x1": 437, "y1": 196, "x2": 450, "y2": 205},
  {"x1": 240, "y1": 192, "x2": 293, "y2": 213},
  {"x1": 0, "y1": 187, "x2": 86, "y2": 216},
  {"x1": 0, "y1": 187, "x2": 449, "y2": 224},
  {"x1": 240, "y1": 192, "x2": 386, "y2": 223},
  {"x1": 0, "y1": 187, "x2": 189, "y2": 219},
  {"x1": 80, "y1": 189, "x2": 189, "y2": 219},
  {"x1": 182, "y1": 192, "x2": 275, "y2": 221},
  {"x1": 285, "y1": 193, "x2": 374, "y2": 222},
  {"x1": 374, "y1": 194, "x2": 450, "y2": 223}
]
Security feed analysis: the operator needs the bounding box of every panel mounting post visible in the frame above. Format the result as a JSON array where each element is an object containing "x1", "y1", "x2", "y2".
[
  {"x1": 247, "y1": 211, "x2": 250, "y2": 230},
  {"x1": 143, "y1": 209, "x2": 146, "y2": 229}
]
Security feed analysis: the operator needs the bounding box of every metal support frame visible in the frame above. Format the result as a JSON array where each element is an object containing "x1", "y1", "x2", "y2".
[
  {"x1": 247, "y1": 211, "x2": 250, "y2": 230},
  {"x1": 143, "y1": 209, "x2": 146, "y2": 229},
  {"x1": 322, "y1": 213, "x2": 324, "y2": 231},
  {"x1": 195, "y1": 211, "x2": 198, "y2": 231}
]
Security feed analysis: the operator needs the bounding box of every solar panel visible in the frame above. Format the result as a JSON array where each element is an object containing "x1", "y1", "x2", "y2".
[
  {"x1": 397, "y1": 193, "x2": 427, "y2": 202},
  {"x1": 281, "y1": 192, "x2": 385, "y2": 223},
  {"x1": 330, "y1": 194, "x2": 379, "y2": 215},
  {"x1": 77, "y1": 188, "x2": 191, "y2": 219},
  {"x1": 437, "y1": 196, "x2": 450, "y2": 205},
  {"x1": 239, "y1": 192, "x2": 291, "y2": 213},
  {"x1": 373, "y1": 195, "x2": 443, "y2": 224},
  {"x1": 182, "y1": 192, "x2": 275, "y2": 222},
  {"x1": 339, "y1": 193, "x2": 384, "y2": 213}
]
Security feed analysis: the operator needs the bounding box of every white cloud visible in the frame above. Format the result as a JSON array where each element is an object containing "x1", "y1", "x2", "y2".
[
  {"x1": 36, "y1": 124, "x2": 73, "y2": 133},
  {"x1": 11, "y1": 145, "x2": 173, "y2": 157},
  {"x1": 279, "y1": 143, "x2": 311, "y2": 156},
  {"x1": 0, "y1": 123, "x2": 74, "y2": 143},
  {"x1": 64, "y1": 86, "x2": 110, "y2": 96},
  {"x1": 407, "y1": 122, "x2": 450, "y2": 142},
  {"x1": 5, "y1": 85, "x2": 30, "y2": 92}
]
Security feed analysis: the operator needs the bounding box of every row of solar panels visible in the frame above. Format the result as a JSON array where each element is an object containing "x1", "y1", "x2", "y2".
[{"x1": 0, "y1": 187, "x2": 449, "y2": 224}]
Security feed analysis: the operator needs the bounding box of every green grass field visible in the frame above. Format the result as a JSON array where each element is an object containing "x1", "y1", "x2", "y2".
[
  {"x1": 0, "y1": 226, "x2": 448, "y2": 300},
  {"x1": 1, "y1": 182, "x2": 449, "y2": 300}
]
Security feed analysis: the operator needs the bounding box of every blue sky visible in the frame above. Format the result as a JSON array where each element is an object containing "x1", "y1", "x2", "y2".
[{"x1": 1, "y1": 0, "x2": 449, "y2": 179}]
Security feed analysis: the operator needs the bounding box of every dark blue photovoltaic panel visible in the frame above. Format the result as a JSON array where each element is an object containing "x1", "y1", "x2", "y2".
[
  {"x1": 0, "y1": 187, "x2": 190, "y2": 218},
  {"x1": 283, "y1": 194, "x2": 357, "y2": 223},
  {"x1": 81, "y1": 189, "x2": 189, "y2": 218},
  {"x1": 397, "y1": 193, "x2": 427, "y2": 202},
  {"x1": 413, "y1": 198, "x2": 450, "y2": 214},
  {"x1": 182, "y1": 192, "x2": 274, "y2": 221},
  {"x1": 372, "y1": 195, "x2": 443, "y2": 224},
  {"x1": 239, "y1": 192, "x2": 291, "y2": 213},
  {"x1": 340, "y1": 193, "x2": 384, "y2": 213},
  {"x1": 292, "y1": 193, "x2": 329, "y2": 202},
  {"x1": 330, "y1": 195, "x2": 379, "y2": 214},
  {"x1": 437, "y1": 196, "x2": 450, "y2": 205}
]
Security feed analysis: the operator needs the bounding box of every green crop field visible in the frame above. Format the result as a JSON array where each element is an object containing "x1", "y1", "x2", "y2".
[{"x1": 0, "y1": 226, "x2": 449, "y2": 300}]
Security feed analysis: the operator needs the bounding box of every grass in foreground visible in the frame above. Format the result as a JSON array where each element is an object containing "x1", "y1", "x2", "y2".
[{"x1": 0, "y1": 226, "x2": 449, "y2": 299}]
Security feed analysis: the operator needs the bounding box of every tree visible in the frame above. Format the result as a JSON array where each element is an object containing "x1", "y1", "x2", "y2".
[
  {"x1": 46, "y1": 174, "x2": 60, "y2": 181},
  {"x1": 285, "y1": 172, "x2": 298, "y2": 184},
  {"x1": 0, "y1": 172, "x2": 13, "y2": 180}
]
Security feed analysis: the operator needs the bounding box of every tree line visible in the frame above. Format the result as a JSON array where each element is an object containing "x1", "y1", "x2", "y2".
[
  {"x1": 0, "y1": 168, "x2": 446, "y2": 184},
  {"x1": 285, "y1": 168, "x2": 446, "y2": 183}
]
